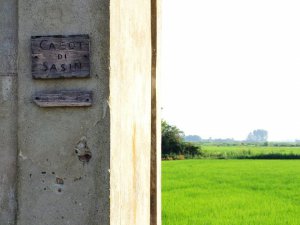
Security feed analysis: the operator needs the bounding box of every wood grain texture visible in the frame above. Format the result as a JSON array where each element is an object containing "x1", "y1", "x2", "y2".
[
  {"x1": 33, "y1": 90, "x2": 92, "y2": 107},
  {"x1": 151, "y1": 0, "x2": 161, "y2": 224},
  {"x1": 31, "y1": 35, "x2": 90, "y2": 79}
]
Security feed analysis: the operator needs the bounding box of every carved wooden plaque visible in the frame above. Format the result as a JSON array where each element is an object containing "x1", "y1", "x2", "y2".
[
  {"x1": 33, "y1": 90, "x2": 92, "y2": 107},
  {"x1": 31, "y1": 35, "x2": 90, "y2": 79}
]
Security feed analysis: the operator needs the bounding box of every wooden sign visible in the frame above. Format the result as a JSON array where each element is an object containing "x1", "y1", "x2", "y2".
[
  {"x1": 33, "y1": 90, "x2": 93, "y2": 107},
  {"x1": 31, "y1": 35, "x2": 90, "y2": 79}
]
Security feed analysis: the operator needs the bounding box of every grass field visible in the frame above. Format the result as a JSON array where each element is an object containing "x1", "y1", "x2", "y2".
[
  {"x1": 199, "y1": 145, "x2": 300, "y2": 159},
  {"x1": 162, "y1": 160, "x2": 300, "y2": 225}
]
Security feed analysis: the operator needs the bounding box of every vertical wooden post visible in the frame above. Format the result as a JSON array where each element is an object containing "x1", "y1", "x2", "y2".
[{"x1": 151, "y1": 0, "x2": 161, "y2": 224}]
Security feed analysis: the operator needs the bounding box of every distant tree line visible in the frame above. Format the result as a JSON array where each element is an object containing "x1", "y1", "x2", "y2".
[
  {"x1": 185, "y1": 135, "x2": 201, "y2": 142},
  {"x1": 162, "y1": 121, "x2": 300, "y2": 160},
  {"x1": 184, "y1": 129, "x2": 269, "y2": 144}
]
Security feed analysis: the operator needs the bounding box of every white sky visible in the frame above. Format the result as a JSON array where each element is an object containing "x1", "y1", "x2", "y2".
[{"x1": 161, "y1": 0, "x2": 300, "y2": 141}]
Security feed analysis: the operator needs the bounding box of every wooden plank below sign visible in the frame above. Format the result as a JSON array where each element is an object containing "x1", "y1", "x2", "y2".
[
  {"x1": 31, "y1": 35, "x2": 90, "y2": 79},
  {"x1": 33, "y1": 91, "x2": 93, "y2": 107}
]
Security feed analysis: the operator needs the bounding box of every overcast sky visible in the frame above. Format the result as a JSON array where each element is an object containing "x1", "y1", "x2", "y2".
[{"x1": 161, "y1": 0, "x2": 300, "y2": 141}]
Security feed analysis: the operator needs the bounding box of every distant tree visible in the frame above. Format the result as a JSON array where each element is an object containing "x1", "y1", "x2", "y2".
[
  {"x1": 246, "y1": 129, "x2": 268, "y2": 142},
  {"x1": 185, "y1": 135, "x2": 201, "y2": 142},
  {"x1": 161, "y1": 120, "x2": 185, "y2": 155}
]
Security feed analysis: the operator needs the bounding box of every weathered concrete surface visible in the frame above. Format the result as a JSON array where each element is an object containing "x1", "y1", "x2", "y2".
[
  {"x1": 0, "y1": 0, "x2": 18, "y2": 224},
  {"x1": 0, "y1": 76, "x2": 17, "y2": 225},
  {"x1": 110, "y1": 0, "x2": 152, "y2": 224},
  {"x1": 0, "y1": 0, "x2": 17, "y2": 74},
  {"x1": 17, "y1": 0, "x2": 110, "y2": 224}
]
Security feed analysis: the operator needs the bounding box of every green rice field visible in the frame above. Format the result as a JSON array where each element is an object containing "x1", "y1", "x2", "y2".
[
  {"x1": 200, "y1": 145, "x2": 300, "y2": 159},
  {"x1": 162, "y1": 160, "x2": 300, "y2": 225}
]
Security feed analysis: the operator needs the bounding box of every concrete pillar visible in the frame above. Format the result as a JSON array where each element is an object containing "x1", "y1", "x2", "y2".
[
  {"x1": 0, "y1": 0, "x2": 160, "y2": 224},
  {"x1": 17, "y1": 1, "x2": 110, "y2": 224}
]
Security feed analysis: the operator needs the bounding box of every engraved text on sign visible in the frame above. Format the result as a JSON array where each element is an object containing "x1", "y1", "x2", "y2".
[{"x1": 31, "y1": 35, "x2": 90, "y2": 79}]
